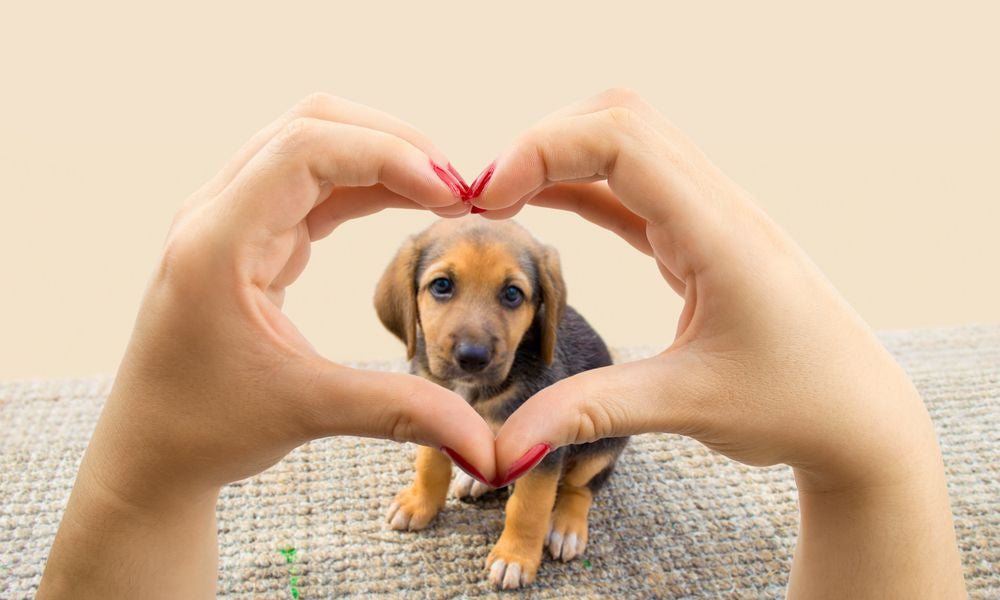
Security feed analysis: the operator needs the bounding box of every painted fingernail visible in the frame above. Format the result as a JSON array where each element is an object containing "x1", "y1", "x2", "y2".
[
  {"x1": 470, "y1": 205, "x2": 487, "y2": 214},
  {"x1": 446, "y1": 163, "x2": 470, "y2": 192},
  {"x1": 441, "y1": 446, "x2": 492, "y2": 487},
  {"x1": 431, "y1": 159, "x2": 466, "y2": 200},
  {"x1": 464, "y1": 160, "x2": 496, "y2": 201},
  {"x1": 494, "y1": 443, "x2": 552, "y2": 488}
]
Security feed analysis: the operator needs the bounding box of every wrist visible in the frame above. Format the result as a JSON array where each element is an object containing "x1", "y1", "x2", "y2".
[
  {"x1": 789, "y1": 451, "x2": 965, "y2": 599},
  {"x1": 792, "y1": 367, "x2": 943, "y2": 494},
  {"x1": 39, "y1": 457, "x2": 220, "y2": 599}
]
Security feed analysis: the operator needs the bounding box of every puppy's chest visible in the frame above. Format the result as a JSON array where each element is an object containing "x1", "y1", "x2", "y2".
[{"x1": 452, "y1": 382, "x2": 529, "y2": 434}]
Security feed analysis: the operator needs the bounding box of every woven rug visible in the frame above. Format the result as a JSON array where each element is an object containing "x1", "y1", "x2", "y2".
[{"x1": 1, "y1": 325, "x2": 998, "y2": 599}]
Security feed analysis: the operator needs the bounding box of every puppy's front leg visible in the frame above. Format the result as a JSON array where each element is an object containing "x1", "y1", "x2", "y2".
[
  {"x1": 386, "y1": 446, "x2": 452, "y2": 531},
  {"x1": 486, "y1": 466, "x2": 560, "y2": 589}
]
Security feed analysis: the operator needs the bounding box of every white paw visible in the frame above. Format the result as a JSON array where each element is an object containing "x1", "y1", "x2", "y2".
[
  {"x1": 386, "y1": 501, "x2": 416, "y2": 531},
  {"x1": 385, "y1": 487, "x2": 440, "y2": 531},
  {"x1": 488, "y1": 559, "x2": 530, "y2": 589},
  {"x1": 546, "y1": 526, "x2": 586, "y2": 562},
  {"x1": 451, "y1": 469, "x2": 491, "y2": 499}
]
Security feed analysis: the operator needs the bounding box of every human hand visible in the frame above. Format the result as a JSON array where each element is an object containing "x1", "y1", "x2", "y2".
[
  {"x1": 475, "y1": 88, "x2": 934, "y2": 490},
  {"x1": 101, "y1": 94, "x2": 497, "y2": 500},
  {"x1": 474, "y1": 88, "x2": 964, "y2": 597},
  {"x1": 38, "y1": 94, "x2": 496, "y2": 598}
]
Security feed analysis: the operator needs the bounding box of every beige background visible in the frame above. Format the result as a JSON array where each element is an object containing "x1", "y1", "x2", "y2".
[{"x1": 1, "y1": 2, "x2": 997, "y2": 379}]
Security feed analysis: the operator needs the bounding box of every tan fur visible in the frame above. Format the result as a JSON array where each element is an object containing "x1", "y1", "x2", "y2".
[
  {"x1": 377, "y1": 218, "x2": 613, "y2": 587},
  {"x1": 373, "y1": 237, "x2": 420, "y2": 359},
  {"x1": 531, "y1": 245, "x2": 565, "y2": 364},
  {"x1": 472, "y1": 382, "x2": 524, "y2": 424},
  {"x1": 387, "y1": 446, "x2": 452, "y2": 531},
  {"x1": 547, "y1": 453, "x2": 616, "y2": 558},
  {"x1": 416, "y1": 239, "x2": 536, "y2": 384},
  {"x1": 562, "y1": 452, "x2": 615, "y2": 488},
  {"x1": 373, "y1": 218, "x2": 567, "y2": 384},
  {"x1": 486, "y1": 468, "x2": 561, "y2": 586}
]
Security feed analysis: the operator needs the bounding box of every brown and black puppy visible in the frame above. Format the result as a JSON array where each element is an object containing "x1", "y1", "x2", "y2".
[{"x1": 374, "y1": 217, "x2": 628, "y2": 589}]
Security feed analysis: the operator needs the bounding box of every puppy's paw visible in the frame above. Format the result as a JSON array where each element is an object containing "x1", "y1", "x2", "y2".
[
  {"x1": 386, "y1": 486, "x2": 442, "y2": 531},
  {"x1": 451, "y1": 469, "x2": 491, "y2": 500},
  {"x1": 486, "y1": 536, "x2": 542, "y2": 589},
  {"x1": 547, "y1": 506, "x2": 589, "y2": 561}
]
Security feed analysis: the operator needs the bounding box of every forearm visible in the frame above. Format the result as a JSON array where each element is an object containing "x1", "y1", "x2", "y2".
[
  {"x1": 788, "y1": 446, "x2": 966, "y2": 599},
  {"x1": 37, "y1": 453, "x2": 220, "y2": 599}
]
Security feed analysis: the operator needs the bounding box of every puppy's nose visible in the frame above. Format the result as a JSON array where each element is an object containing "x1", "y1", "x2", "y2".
[{"x1": 454, "y1": 342, "x2": 492, "y2": 373}]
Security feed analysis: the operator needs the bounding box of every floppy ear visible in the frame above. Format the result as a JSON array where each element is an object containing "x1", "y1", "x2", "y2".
[
  {"x1": 374, "y1": 236, "x2": 422, "y2": 360},
  {"x1": 534, "y1": 244, "x2": 567, "y2": 365}
]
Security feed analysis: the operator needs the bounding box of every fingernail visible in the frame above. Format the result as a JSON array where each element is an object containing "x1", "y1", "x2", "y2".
[
  {"x1": 464, "y1": 160, "x2": 496, "y2": 201},
  {"x1": 446, "y1": 163, "x2": 470, "y2": 191},
  {"x1": 431, "y1": 159, "x2": 466, "y2": 200},
  {"x1": 493, "y1": 443, "x2": 552, "y2": 488},
  {"x1": 470, "y1": 205, "x2": 487, "y2": 214},
  {"x1": 441, "y1": 446, "x2": 492, "y2": 488}
]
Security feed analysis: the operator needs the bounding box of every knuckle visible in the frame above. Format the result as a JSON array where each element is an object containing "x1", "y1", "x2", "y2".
[
  {"x1": 602, "y1": 105, "x2": 643, "y2": 132},
  {"x1": 380, "y1": 131, "x2": 411, "y2": 156},
  {"x1": 294, "y1": 92, "x2": 340, "y2": 116},
  {"x1": 573, "y1": 401, "x2": 611, "y2": 443},
  {"x1": 597, "y1": 87, "x2": 644, "y2": 109},
  {"x1": 273, "y1": 117, "x2": 319, "y2": 155},
  {"x1": 156, "y1": 217, "x2": 207, "y2": 290},
  {"x1": 515, "y1": 124, "x2": 554, "y2": 158},
  {"x1": 384, "y1": 376, "x2": 422, "y2": 442},
  {"x1": 388, "y1": 410, "x2": 415, "y2": 443}
]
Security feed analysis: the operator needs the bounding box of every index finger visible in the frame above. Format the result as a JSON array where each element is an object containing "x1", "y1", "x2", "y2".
[
  {"x1": 472, "y1": 107, "x2": 698, "y2": 229},
  {"x1": 219, "y1": 118, "x2": 462, "y2": 239},
  {"x1": 527, "y1": 182, "x2": 654, "y2": 256},
  {"x1": 195, "y1": 93, "x2": 460, "y2": 203}
]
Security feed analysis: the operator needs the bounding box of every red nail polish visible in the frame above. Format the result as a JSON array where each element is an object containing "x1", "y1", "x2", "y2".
[
  {"x1": 431, "y1": 159, "x2": 465, "y2": 200},
  {"x1": 446, "y1": 163, "x2": 470, "y2": 192},
  {"x1": 441, "y1": 446, "x2": 492, "y2": 488},
  {"x1": 464, "y1": 160, "x2": 496, "y2": 201},
  {"x1": 470, "y1": 205, "x2": 487, "y2": 214},
  {"x1": 494, "y1": 443, "x2": 551, "y2": 488}
]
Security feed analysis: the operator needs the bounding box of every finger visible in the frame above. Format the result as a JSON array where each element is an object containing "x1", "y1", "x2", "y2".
[
  {"x1": 220, "y1": 118, "x2": 463, "y2": 238},
  {"x1": 195, "y1": 93, "x2": 457, "y2": 202},
  {"x1": 528, "y1": 182, "x2": 654, "y2": 256},
  {"x1": 294, "y1": 360, "x2": 497, "y2": 484},
  {"x1": 541, "y1": 88, "x2": 705, "y2": 160},
  {"x1": 305, "y1": 185, "x2": 469, "y2": 241},
  {"x1": 492, "y1": 351, "x2": 713, "y2": 483},
  {"x1": 473, "y1": 108, "x2": 694, "y2": 227},
  {"x1": 525, "y1": 182, "x2": 686, "y2": 294},
  {"x1": 476, "y1": 196, "x2": 530, "y2": 220}
]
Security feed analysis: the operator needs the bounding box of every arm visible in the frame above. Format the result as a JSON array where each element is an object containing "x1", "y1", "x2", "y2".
[
  {"x1": 36, "y1": 94, "x2": 497, "y2": 599},
  {"x1": 477, "y1": 88, "x2": 966, "y2": 598},
  {"x1": 790, "y1": 384, "x2": 965, "y2": 599}
]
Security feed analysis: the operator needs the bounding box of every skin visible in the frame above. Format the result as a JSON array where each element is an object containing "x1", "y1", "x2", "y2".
[
  {"x1": 36, "y1": 90, "x2": 966, "y2": 599},
  {"x1": 35, "y1": 94, "x2": 495, "y2": 599},
  {"x1": 476, "y1": 88, "x2": 967, "y2": 598}
]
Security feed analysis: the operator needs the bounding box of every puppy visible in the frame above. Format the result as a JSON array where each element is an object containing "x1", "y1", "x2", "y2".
[{"x1": 375, "y1": 217, "x2": 628, "y2": 589}]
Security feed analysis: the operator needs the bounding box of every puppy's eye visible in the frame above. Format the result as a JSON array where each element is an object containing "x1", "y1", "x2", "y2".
[
  {"x1": 429, "y1": 277, "x2": 453, "y2": 298},
  {"x1": 501, "y1": 285, "x2": 524, "y2": 308}
]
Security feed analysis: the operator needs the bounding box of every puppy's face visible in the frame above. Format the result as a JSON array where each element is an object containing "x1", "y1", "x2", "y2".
[
  {"x1": 375, "y1": 219, "x2": 566, "y2": 388},
  {"x1": 416, "y1": 238, "x2": 536, "y2": 385}
]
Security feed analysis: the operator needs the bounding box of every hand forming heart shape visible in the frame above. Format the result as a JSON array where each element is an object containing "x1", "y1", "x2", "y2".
[{"x1": 38, "y1": 89, "x2": 964, "y2": 599}]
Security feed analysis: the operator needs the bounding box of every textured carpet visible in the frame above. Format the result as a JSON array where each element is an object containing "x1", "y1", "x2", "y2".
[{"x1": 1, "y1": 325, "x2": 998, "y2": 599}]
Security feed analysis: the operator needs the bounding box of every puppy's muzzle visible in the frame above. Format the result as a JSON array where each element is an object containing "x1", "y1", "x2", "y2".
[{"x1": 454, "y1": 342, "x2": 493, "y2": 373}]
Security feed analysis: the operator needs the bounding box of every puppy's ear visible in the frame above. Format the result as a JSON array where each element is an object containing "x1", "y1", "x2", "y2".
[
  {"x1": 374, "y1": 236, "x2": 422, "y2": 359},
  {"x1": 534, "y1": 244, "x2": 567, "y2": 365}
]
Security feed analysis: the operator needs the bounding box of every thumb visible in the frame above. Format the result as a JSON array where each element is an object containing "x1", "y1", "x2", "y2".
[
  {"x1": 293, "y1": 359, "x2": 497, "y2": 485},
  {"x1": 493, "y1": 351, "x2": 709, "y2": 485}
]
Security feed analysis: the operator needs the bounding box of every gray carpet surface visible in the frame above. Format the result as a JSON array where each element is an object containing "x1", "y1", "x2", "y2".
[{"x1": 1, "y1": 325, "x2": 998, "y2": 598}]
